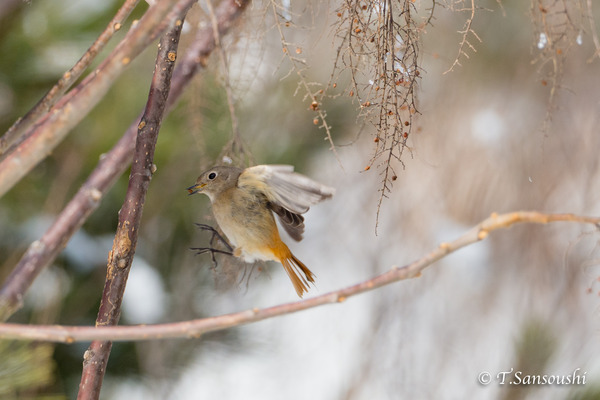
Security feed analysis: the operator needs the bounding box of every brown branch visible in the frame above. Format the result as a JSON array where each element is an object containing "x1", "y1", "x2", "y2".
[
  {"x1": 77, "y1": 13, "x2": 187, "y2": 400},
  {"x1": 0, "y1": 0, "x2": 250, "y2": 323},
  {"x1": 0, "y1": 0, "x2": 190, "y2": 199},
  {"x1": 0, "y1": 126, "x2": 137, "y2": 323},
  {"x1": 166, "y1": 0, "x2": 251, "y2": 102},
  {"x1": 0, "y1": 211, "x2": 597, "y2": 343},
  {"x1": 0, "y1": 0, "x2": 23, "y2": 23},
  {"x1": 0, "y1": 0, "x2": 140, "y2": 155}
]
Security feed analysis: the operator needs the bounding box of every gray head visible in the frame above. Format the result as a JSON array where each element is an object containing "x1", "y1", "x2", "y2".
[{"x1": 187, "y1": 166, "x2": 243, "y2": 202}]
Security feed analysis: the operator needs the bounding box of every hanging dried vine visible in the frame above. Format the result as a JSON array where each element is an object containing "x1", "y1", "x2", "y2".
[{"x1": 331, "y1": 0, "x2": 433, "y2": 230}]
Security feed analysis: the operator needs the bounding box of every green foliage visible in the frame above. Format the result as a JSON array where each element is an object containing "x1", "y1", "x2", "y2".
[
  {"x1": 0, "y1": 340, "x2": 65, "y2": 399},
  {"x1": 513, "y1": 319, "x2": 557, "y2": 377}
]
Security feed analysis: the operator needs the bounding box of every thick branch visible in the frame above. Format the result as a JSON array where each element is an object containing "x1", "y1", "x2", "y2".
[
  {"x1": 0, "y1": 0, "x2": 140, "y2": 154},
  {"x1": 0, "y1": 211, "x2": 597, "y2": 343},
  {"x1": 76, "y1": 15, "x2": 186, "y2": 400},
  {"x1": 0, "y1": 0, "x2": 251, "y2": 323},
  {"x1": 0, "y1": 0, "x2": 191, "y2": 199}
]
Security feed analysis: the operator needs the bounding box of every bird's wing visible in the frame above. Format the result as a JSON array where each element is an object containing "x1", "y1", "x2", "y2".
[
  {"x1": 239, "y1": 165, "x2": 335, "y2": 214},
  {"x1": 267, "y1": 202, "x2": 305, "y2": 241}
]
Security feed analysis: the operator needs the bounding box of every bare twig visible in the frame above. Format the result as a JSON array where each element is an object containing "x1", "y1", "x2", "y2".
[
  {"x1": 530, "y1": 0, "x2": 591, "y2": 130},
  {"x1": 0, "y1": 211, "x2": 597, "y2": 343},
  {"x1": 271, "y1": 1, "x2": 342, "y2": 166},
  {"x1": 0, "y1": 0, "x2": 250, "y2": 323},
  {"x1": 167, "y1": 0, "x2": 251, "y2": 104},
  {"x1": 206, "y1": 0, "x2": 251, "y2": 166},
  {"x1": 0, "y1": 0, "x2": 140, "y2": 155},
  {"x1": 332, "y1": 1, "x2": 427, "y2": 232},
  {"x1": 77, "y1": 13, "x2": 186, "y2": 400},
  {"x1": 585, "y1": 0, "x2": 600, "y2": 63},
  {"x1": 443, "y1": 0, "x2": 481, "y2": 74},
  {"x1": 205, "y1": 0, "x2": 238, "y2": 138},
  {"x1": 0, "y1": 0, "x2": 190, "y2": 199}
]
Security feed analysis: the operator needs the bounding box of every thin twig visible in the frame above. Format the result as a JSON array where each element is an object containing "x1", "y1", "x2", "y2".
[
  {"x1": 443, "y1": 0, "x2": 479, "y2": 74},
  {"x1": 531, "y1": 0, "x2": 590, "y2": 132},
  {"x1": 271, "y1": 1, "x2": 342, "y2": 166},
  {"x1": 0, "y1": 211, "x2": 597, "y2": 343},
  {"x1": 332, "y1": 1, "x2": 423, "y2": 232},
  {"x1": 0, "y1": 0, "x2": 140, "y2": 155},
  {"x1": 586, "y1": 0, "x2": 600, "y2": 62},
  {"x1": 205, "y1": 0, "x2": 239, "y2": 142},
  {"x1": 77, "y1": 13, "x2": 186, "y2": 400}
]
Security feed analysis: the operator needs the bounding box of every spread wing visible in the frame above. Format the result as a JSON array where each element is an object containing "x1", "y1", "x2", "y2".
[
  {"x1": 238, "y1": 165, "x2": 335, "y2": 241},
  {"x1": 268, "y1": 203, "x2": 305, "y2": 241}
]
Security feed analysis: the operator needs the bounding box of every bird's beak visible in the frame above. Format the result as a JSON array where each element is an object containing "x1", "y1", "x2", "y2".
[{"x1": 187, "y1": 183, "x2": 205, "y2": 195}]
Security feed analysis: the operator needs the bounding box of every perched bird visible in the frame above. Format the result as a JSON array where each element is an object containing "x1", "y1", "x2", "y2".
[{"x1": 188, "y1": 165, "x2": 335, "y2": 297}]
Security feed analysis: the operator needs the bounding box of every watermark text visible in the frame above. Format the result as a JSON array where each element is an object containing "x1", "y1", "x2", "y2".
[{"x1": 478, "y1": 368, "x2": 587, "y2": 386}]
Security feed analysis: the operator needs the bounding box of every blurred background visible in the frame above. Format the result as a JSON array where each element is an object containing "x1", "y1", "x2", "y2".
[{"x1": 1, "y1": 0, "x2": 600, "y2": 399}]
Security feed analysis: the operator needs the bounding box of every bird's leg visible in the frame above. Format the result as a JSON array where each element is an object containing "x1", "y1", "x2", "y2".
[
  {"x1": 191, "y1": 224, "x2": 234, "y2": 269},
  {"x1": 193, "y1": 223, "x2": 233, "y2": 252}
]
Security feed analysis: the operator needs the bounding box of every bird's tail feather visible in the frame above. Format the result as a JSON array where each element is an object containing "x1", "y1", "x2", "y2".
[{"x1": 277, "y1": 246, "x2": 315, "y2": 297}]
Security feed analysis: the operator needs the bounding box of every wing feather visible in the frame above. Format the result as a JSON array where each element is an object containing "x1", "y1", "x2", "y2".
[
  {"x1": 240, "y1": 165, "x2": 335, "y2": 214},
  {"x1": 268, "y1": 202, "x2": 305, "y2": 241}
]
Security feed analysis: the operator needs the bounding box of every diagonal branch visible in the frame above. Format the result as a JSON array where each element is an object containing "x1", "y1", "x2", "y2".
[
  {"x1": 0, "y1": 0, "x2": 191, "y2": 199},
  {"x1": 0, "y1": 0, "x2": 251, "y2": 323},
  {"x1": 76, "y1": 12, "x2": 187, "y2": 400},
  {"x1": 0, "y1": 211, "x2": 597, "y2": 343},
  {"x1": 0, "y1": 0, "x2": 140, "y2": 155}
]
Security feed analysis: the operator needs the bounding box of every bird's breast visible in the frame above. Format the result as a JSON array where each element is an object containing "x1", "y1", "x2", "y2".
[{"x1": 211, "y1": 187, "x2": 280, "y2": 262}]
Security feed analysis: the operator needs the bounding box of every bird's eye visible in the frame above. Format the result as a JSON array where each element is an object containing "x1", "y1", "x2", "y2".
[{"x1": 208, "y1": 172, "x2": 217, "y2": 180}]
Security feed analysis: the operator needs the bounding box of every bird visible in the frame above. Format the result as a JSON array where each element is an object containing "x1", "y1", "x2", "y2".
[{"x1": 187, "y1": 164, "x2": 335, "y2": 297}]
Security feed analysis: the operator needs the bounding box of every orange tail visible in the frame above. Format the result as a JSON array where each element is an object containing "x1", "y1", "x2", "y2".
[{"x1": 275, "y1": 245, "x2": 315, "y2": 297}]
